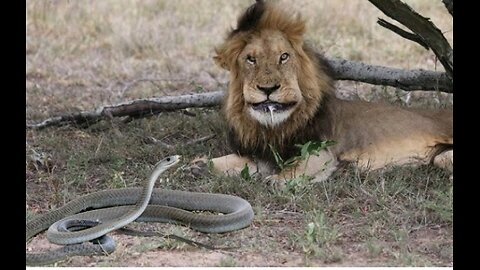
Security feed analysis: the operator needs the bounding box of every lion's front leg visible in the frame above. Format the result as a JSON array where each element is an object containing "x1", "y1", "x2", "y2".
[
  {"x1": 267, "y1": 150, "x2": 339, "y2": 188},
  {"x1": 209, "y1": 154, "x2": 258, "y2": 176},
  {"x1": 193, "y1": 154, "x2": 274, "y2": 179}
]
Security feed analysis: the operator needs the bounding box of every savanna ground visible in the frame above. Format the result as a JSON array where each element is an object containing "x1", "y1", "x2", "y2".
[{"x1": 26, "y1": 0, "x2": 453, "y2": 267}]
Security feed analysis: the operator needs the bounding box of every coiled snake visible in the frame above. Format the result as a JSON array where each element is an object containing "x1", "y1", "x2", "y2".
[{"x1": 26, "y1": 155, "x2": 254, "y2": 265}]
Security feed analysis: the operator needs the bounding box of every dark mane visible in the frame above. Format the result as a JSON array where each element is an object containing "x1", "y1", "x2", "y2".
[
  {"x1": 229, "y1": 0, "x2": 266, "y2": 37},
  {"x1": 227, "y1": 95, "x2": 335, "y2": 167},
  {"x1": 217, "y1": 0, "x2": 336, "y2": 166}
]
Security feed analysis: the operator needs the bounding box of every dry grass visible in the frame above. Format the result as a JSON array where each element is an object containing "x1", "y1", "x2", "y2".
[
  {"x1": 26, "y1": 0, "x2": 453, "y2": 267},
  {"x1": 26, "y1": 0, "x2": 453, "y2": 118}
]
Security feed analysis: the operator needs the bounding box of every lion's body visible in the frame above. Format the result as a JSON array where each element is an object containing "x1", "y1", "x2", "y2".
[
  {"x1": 321, "y1": 98, "x2": 452, "y2": 169},
  {"x1": 209, "y1": 0, "x2": 453, "y2": 183}
]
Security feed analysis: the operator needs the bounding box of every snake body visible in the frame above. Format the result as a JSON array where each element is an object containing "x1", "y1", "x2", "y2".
[{"x1": 26, "y1": 155, "x2": 254, "y2": 265}]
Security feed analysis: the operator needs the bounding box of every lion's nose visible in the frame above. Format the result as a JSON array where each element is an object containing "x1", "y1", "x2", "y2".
[{"x1": 256, "y1": 84, "x2": 280, "y2": 95}]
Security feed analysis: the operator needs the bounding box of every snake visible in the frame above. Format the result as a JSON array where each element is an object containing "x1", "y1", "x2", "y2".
[{"x1": 26, "y1": 155, "x2": 255, "y2": 266}]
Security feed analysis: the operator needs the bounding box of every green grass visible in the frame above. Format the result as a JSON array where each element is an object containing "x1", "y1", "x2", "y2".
[
  {"x1": 26, "y1": 110, "x2": 452, "y2": 266},
  {"x1": 26, "y1": 0, "x2": 452, "y2": 266},
  {"x1": 291, "y1": 209, "x2": 342, "y2": 264}
]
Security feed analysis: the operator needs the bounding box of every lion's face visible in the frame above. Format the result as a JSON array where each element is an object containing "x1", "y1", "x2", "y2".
[
  {"x1": 238, "y1": 30, "x2": 303, "y2": 127},
  {"x1": 214, "y1": 0, "x2": 333, "y2": 152}
]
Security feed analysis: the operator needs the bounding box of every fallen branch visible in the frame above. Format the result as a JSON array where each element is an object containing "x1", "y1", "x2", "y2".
[
  {"x1": 185, "y1": 134, "x2": 217, "y2": 146},
  {"x1": 26, "y1": 57, "x2": 452, "y2": 130},
  {"x1": 368, "y1": 0, "x2": 453, "y2": 77},
  {"x1": 326, "y1": 58, "x2": 452, "y2": 92},
  {"x1": 143, "y1": 134, "x2": 216, "y2": 149},
  {"x1": 26, "y1": 91, "x2": 224, "y2": 130}
]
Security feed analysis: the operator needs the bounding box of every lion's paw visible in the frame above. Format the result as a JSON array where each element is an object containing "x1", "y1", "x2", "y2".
[{"x1": 187, "y1": 156, "x2": 210, "y2": 178}]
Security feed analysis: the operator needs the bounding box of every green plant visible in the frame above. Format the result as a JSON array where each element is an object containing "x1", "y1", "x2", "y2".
[
  {"x1": 240, "y1": 163, "x2": 252, "y2": 181},
  {"x1": 292, "y1": 209, "x2": 341, "y2": 263},
  {"x1": 269, "y1": 140, "x2": 336, "y2": 171},
  {"x1": 270, "y1": 140, "x2": 336, "y2": 197}
]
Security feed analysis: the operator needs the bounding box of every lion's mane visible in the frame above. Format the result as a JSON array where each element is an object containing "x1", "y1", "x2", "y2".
[{"x1": 215, "y1": 0, "x2": 336, "y2": 164}]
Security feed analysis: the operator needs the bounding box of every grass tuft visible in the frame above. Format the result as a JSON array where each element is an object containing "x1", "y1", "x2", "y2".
[
  {"x1": 27, "y1": 0, "x2": 452, "y2": 266},
  {"x1": 293, "y1": 209, "x2": 341, "y2": 263}
]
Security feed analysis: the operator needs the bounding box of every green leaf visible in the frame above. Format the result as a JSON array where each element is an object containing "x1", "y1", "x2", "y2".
[
  {"x1": 270, "y1": 141, "x2": 336, "y2": 171},
  {"x1": 240, "y1": 163, "x2": 251, "y2": 181},
  {"x1": 295, "y1": 140, "x2": 336, "y2": 159}
]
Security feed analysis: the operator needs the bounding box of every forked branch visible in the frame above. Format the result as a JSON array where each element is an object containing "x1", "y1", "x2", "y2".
[
  {"x1": 376, "y1": 19, "x2": 429, "y2": 50},
  {"x1": 368, "y1": 0, "x2": 453, "y2": 78},
  {"x1": 442, "y1": 0, "x2": 453, "y2": 16}
]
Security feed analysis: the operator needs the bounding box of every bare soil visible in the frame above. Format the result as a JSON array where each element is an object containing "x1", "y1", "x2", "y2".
[
  {"x1": 26, "y1": 0, "x2": 453, "y2": 267},
  {"x1": 27, "y1": 208, "x2": 452, "y2": 267}
]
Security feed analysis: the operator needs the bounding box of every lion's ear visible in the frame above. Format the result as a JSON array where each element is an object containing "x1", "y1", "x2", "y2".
[
  {"x1": 213, "y1": 54, "x2": 230, "y2": 71},
  {"x1": 214, "y1": 38, "x2": 245, "y2": 71}
]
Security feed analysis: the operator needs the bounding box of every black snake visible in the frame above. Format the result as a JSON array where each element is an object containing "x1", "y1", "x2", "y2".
[{"x1": 26, "y1": 155, "x2": 254, "y2": 265}]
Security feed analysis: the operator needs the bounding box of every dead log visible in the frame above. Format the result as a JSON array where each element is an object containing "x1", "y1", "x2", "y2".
[
  {"x1": 326, "y1": 58, "x2": 451, "y2": 92},
  {"x1": 27, "y1": 57, "x2": 452, "y2": 130},
  {"x1": 26, "y1": 92, "x2": 224, "y2": 130}
]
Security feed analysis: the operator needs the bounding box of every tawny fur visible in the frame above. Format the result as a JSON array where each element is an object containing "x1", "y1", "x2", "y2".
[{"x1": 209, "y1": 0, "x2": 453, "y2": 183}]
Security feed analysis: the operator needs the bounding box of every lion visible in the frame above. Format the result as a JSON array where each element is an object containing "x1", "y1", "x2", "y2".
[{"x1": 204, "y1": 0, "x2": 453, "y2": 185}]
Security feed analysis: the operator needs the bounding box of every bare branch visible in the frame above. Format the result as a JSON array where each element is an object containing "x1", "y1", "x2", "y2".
[
  {"x1": 442, "y1": 0, "x2": 453, "y2": 16},
  {"x1": 26, "y1": 91, "x2": 224, "y2": 130},
  {"x1": 26, "y1": 57, "x2": 452, "y2": 130},
  {"x1": 377, "y1": 18, "x2": 429, "y2": 50},
  {"x1": 368, "y1": 0, "x2": 453, "y2": 77},
  {"x1": 326, "y1": 58, "x2": 452, "y2": 92},
  {"x1": 143, "y1": 136, "x2": 175, "y2": 149},
  {"x1": 185, "y1": 134, "x2": 216, "y2": 146},
  {"x1": 143, "y1": 134, "x2": 216, "y2": 149}
]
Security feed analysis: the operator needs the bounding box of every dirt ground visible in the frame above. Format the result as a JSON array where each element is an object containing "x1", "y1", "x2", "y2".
[
  {"x1": 26, "y1": 0, "x2": 453, "y2": 267},
  {"x1": 27, "y1": 209, "x2": 452, "y2": 267}
]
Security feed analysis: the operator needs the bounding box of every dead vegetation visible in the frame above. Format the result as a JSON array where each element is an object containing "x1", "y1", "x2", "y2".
[{"x1": 26, "y1": 0, "x2": 453, "y2": 267}]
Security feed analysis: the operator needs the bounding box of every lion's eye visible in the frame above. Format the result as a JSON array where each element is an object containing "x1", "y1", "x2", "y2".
[
  {"x1": 246, "y1": 55, "x2": 256, "y2": 65},
  {"x1": 279, "y1": 52, "x2": 289, "y2": 64}
]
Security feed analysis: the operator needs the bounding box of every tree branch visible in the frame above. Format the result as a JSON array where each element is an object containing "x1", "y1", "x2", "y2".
[
  {"x1": 377, "y1": 18, "x2": 429, "y2": 50},
  {"x1": 143, "y1": 134, "x2": 216, "y2": 149},
  {"x1": 368, "y1": 0, "x2": 453, "y2": 78},
  {"x1": 26, "y1": 57, "x2": 452, "y2": 130},
  {"x1": 26, "y1": 91, "x2": 224, "y2": 130},
  {"x1": 326, "y1": 58, "x2": 452, "y2": 92},
  {"x1": 442, "y1": 0, "x2": 453, "y2": 16}
]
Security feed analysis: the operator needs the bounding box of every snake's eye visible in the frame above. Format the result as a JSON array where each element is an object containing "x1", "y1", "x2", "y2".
[{"x1": 166, "y1": 157, "x2": 171, "y2": 162}]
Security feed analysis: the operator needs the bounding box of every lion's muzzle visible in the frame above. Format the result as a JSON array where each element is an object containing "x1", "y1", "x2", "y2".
[{"x1": 256, "y1": 84, "x2": 281, "y2": 95}]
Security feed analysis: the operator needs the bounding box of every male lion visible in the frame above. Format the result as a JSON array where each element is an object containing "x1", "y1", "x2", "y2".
[{"x1": 205, "y1": 0, "x2": 453, "y2": 184}]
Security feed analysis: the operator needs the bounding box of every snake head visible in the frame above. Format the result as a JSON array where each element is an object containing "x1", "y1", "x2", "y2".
[{"x1": 155, "y1": 155, "x2": 181, "y2": 169}]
